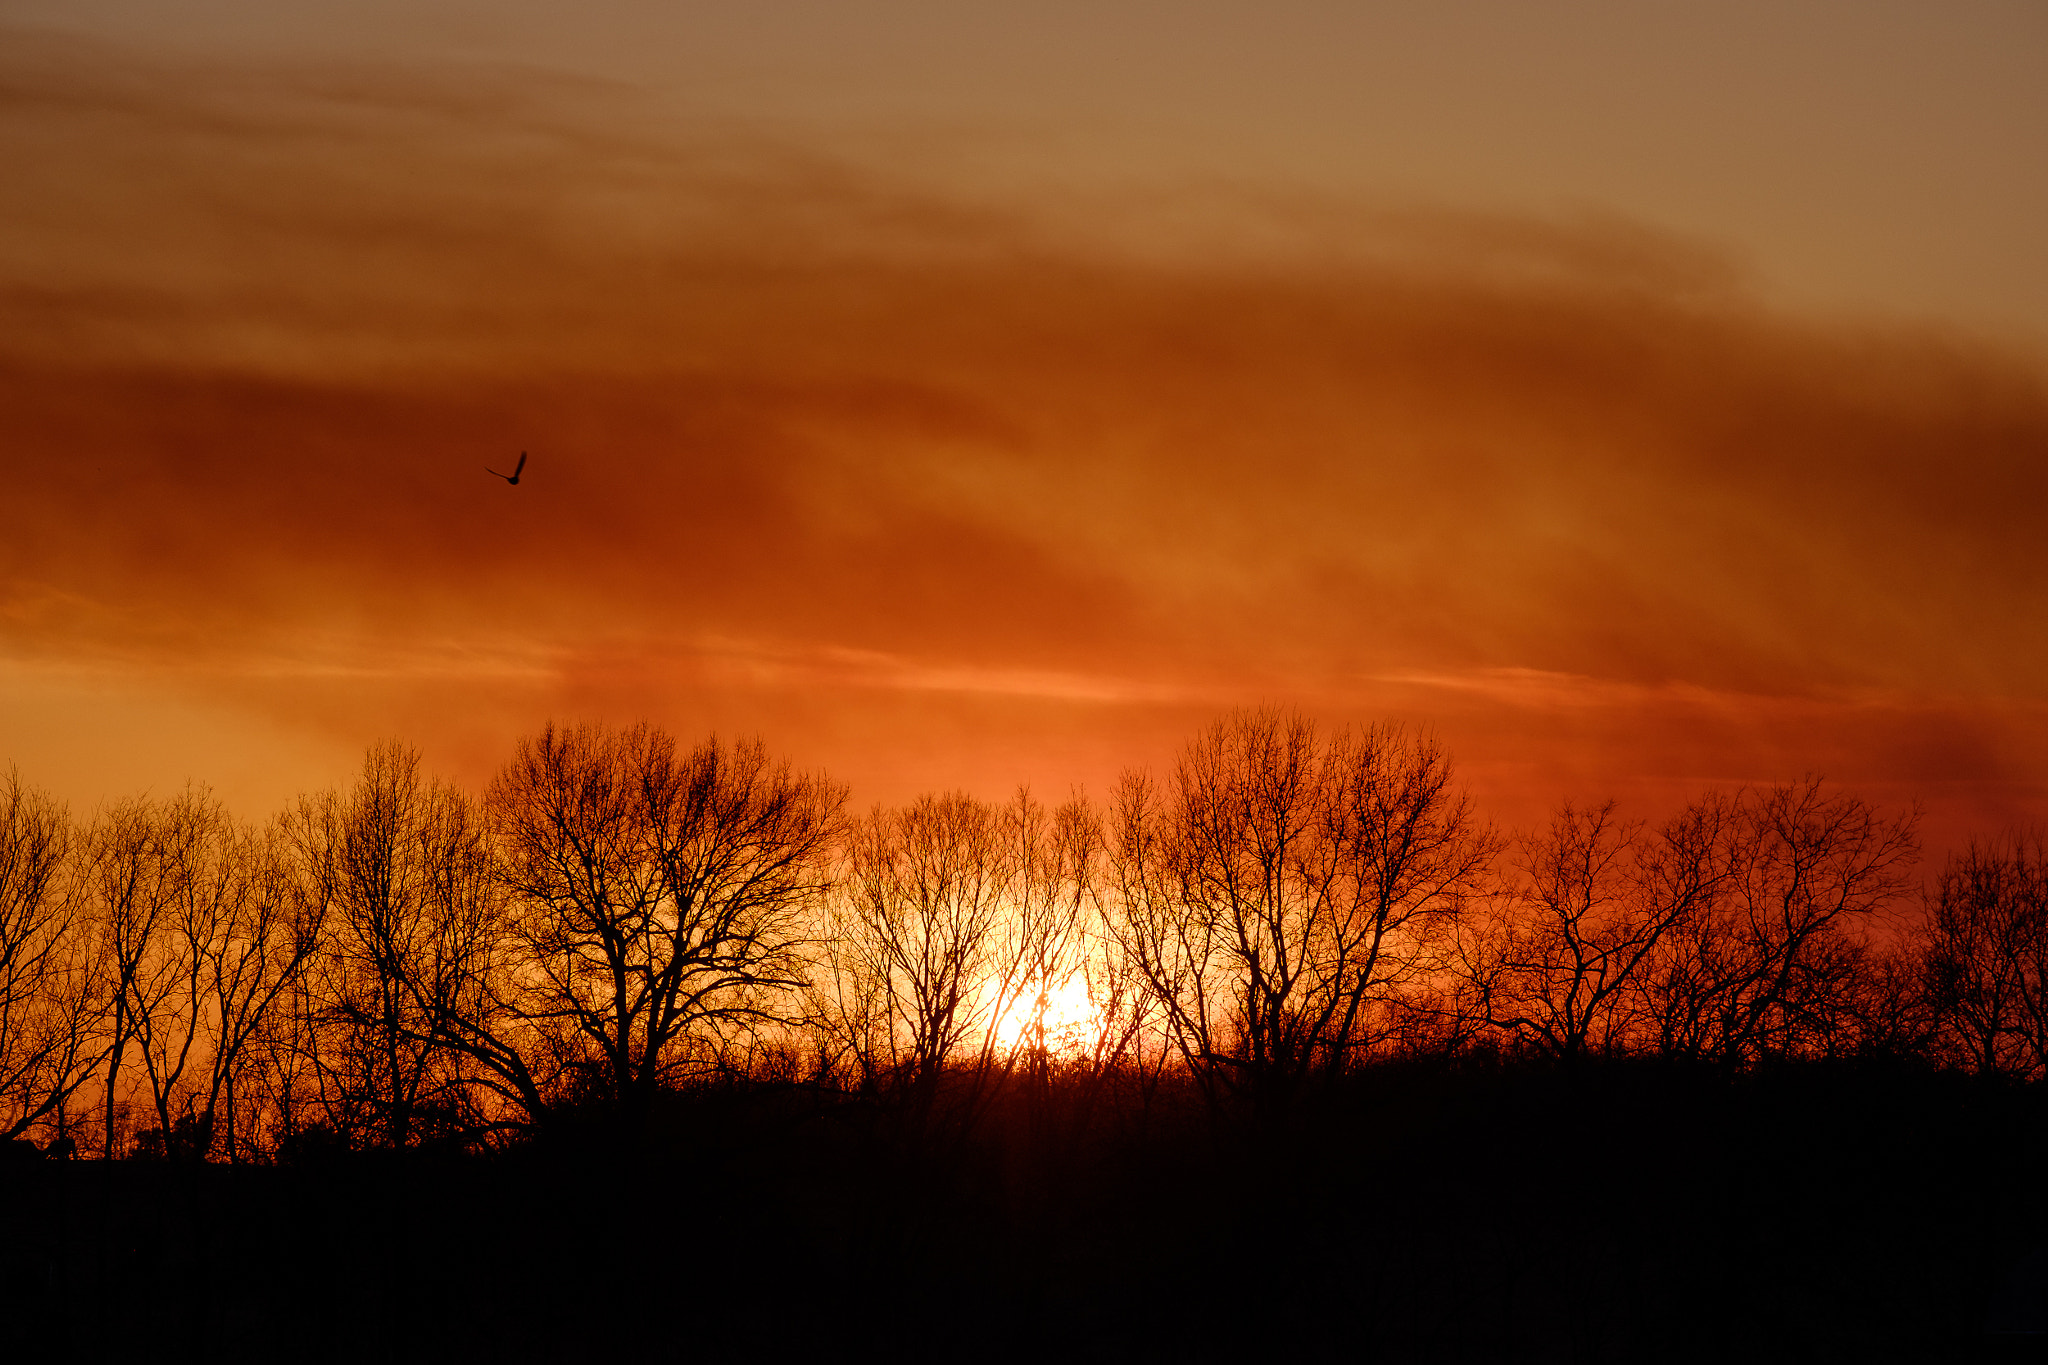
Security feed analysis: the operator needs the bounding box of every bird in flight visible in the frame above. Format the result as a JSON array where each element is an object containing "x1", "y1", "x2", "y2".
[{"x1": 487, "y1": 452, "x2": 528, "y2": 486}]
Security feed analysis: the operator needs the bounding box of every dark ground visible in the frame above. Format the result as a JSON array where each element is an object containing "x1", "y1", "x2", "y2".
[{"x1": 3, "y1": 1062, "x2": 2044, "y2": 1362}]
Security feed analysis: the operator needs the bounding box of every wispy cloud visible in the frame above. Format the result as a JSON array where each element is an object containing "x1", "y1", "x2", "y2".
[{"x1": 3, "y1": 27, "x2": 2045, "y2": 845}]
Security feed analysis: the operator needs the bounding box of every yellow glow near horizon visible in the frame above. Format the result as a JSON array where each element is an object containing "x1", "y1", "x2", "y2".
[{"x1": 994, "y1": 975, "x2": 1101, "y2": 1058}]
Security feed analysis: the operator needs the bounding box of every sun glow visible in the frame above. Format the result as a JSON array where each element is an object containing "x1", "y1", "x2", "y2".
[{"x1": 995, "y1": 975, "x2": 1100, "y2": 1057}]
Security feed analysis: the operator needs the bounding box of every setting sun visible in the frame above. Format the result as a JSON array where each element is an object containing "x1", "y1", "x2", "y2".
[
  {"x1": 4, "y1": 2, "x2": 2046, "y2": 1356},
  {"x1": 994, "y1": 973, "x2": 1101, "y2": 1058}
]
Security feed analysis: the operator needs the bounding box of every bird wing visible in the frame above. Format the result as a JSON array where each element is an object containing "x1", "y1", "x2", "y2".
[{"x1": 514, "y1": 451, "x2": 528, "y2": 475}]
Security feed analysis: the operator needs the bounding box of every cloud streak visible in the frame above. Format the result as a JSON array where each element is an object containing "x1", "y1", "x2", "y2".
[{"x1": 3, "y1": 27, "x2": 2045, "y2": 851}]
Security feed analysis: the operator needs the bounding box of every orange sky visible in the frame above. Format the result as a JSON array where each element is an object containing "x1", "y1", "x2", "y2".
[{"x1": 3, "y1": 9, "x2": 2045, "y2": 860}]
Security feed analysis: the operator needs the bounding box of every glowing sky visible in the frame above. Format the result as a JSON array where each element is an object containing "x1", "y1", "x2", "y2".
[{"x1": 3, "y1": 2, "x2": 2045, "y2": 854}]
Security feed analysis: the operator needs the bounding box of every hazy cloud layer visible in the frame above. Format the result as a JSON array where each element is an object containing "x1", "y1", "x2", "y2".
[{"x1": 4, "y1": 28, "x2": 2045, "y2": 850}]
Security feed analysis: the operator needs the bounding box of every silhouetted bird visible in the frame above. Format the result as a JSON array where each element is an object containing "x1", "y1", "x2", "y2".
[{"x1": 487, "y1": 452, "x2": 528, "y2": 486}]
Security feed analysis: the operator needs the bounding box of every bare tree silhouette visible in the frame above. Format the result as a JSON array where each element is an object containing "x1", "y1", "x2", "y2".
[
  {"x1": 1101, "y1": 710, "x2": 1494, "y2": 1115},
  {"x1": 833, "y1": 793, "x2": 1013, "y2": 1108},
  {"x1": 1922, "y1": 831, "x2": 2048, "y2": 1078},
  {"x1": 0, "y1": 769, "x2": 101, "y2": 1144},
  {"x1": 1465, "y1": 798, "x2": 1726, "y2": 1062},
  {"x1": 189, "y1": 822, "x2": 323, "y2": 1161},
  {"x1": 1638, "y1": 780, "x2": 1919, "y2": 1066},
  {"x1": 127, "y1": 787, "x2": 241, "y2": 1161},
  {"x1": 1001, "y1": 791, "x2": 1099, "y2": 1099},
  {"x1": 0, "y1": 706, "x2": 1995, "y2": 1217},
  {"x1": 82, "y1": 793, "x2": 191, "y2": 1159},
  {"x1": 489, "y1": 723, "x2": 843, "y2": 1137},
  {"x1": 285, "y1": 744, "x2": 497, "y2": 1148}
]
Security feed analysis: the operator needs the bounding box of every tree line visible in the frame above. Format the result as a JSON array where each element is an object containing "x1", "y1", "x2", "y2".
[{"x1": 0, "y1": 708, "x2": 2040, "y2": 1160}]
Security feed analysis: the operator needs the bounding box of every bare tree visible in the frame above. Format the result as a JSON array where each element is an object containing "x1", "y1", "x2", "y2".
[
  {"x1": 247, "y1": 920, "x2": 342, "y2": 1158},
  {"x1": 0, "y1": 770, "x2": 101, "y2": 1144},
  {"x1": 813, "y1": 786, "x2": 1104, "y2": 1152},
  {"x1": 832, "y1": 792, "x2": 1022, "y2": 1102},
  {"x1": 127, "y1": 787, "x2": 240, "y2": 1160},
  {"x1": 1102, "y1": 710, "x2": 1494, "y2": 1114},
  {"x1": 1001, "y1": 791, "x2": 1100, "y2": 1091},
  {"x1": 1314, "y1": 721, "x2": 1501, "y2": 1073},
  {"x1": 1835, "y1": 934, "x2": 1941, "y2": 1062},
  {"x1": 490, "y1": 722, "x2": 843, "y2": 1135},
  {"x1": 1100, "y1": 767, "x2": 1229, "y2": 1104},
  {"x1": 82, "y1": 793, "x2": 192, "y2": 1159},
  {"x1": 1640, "y1": 779, "x2": 1919, "y2": 1066},
  {"x1": 286, "y1": 743, "x2": 501, "y2": 1149},
  {"x1": 194, "y1": 822, "x2": 324, "y2": 1161},
  {"x1": 110, "y1": 789, "x2": 320, "y2": 1161},
  {"x1": 1921, "y1": 831, "x2": 2048, "y2": 1078},
  {"x1": 1468, "y1": 798, "x2": 1726, "y2": 1062},
  {"x1": 808, "y1": 897, "x2": 894, "y2": 1093}
]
